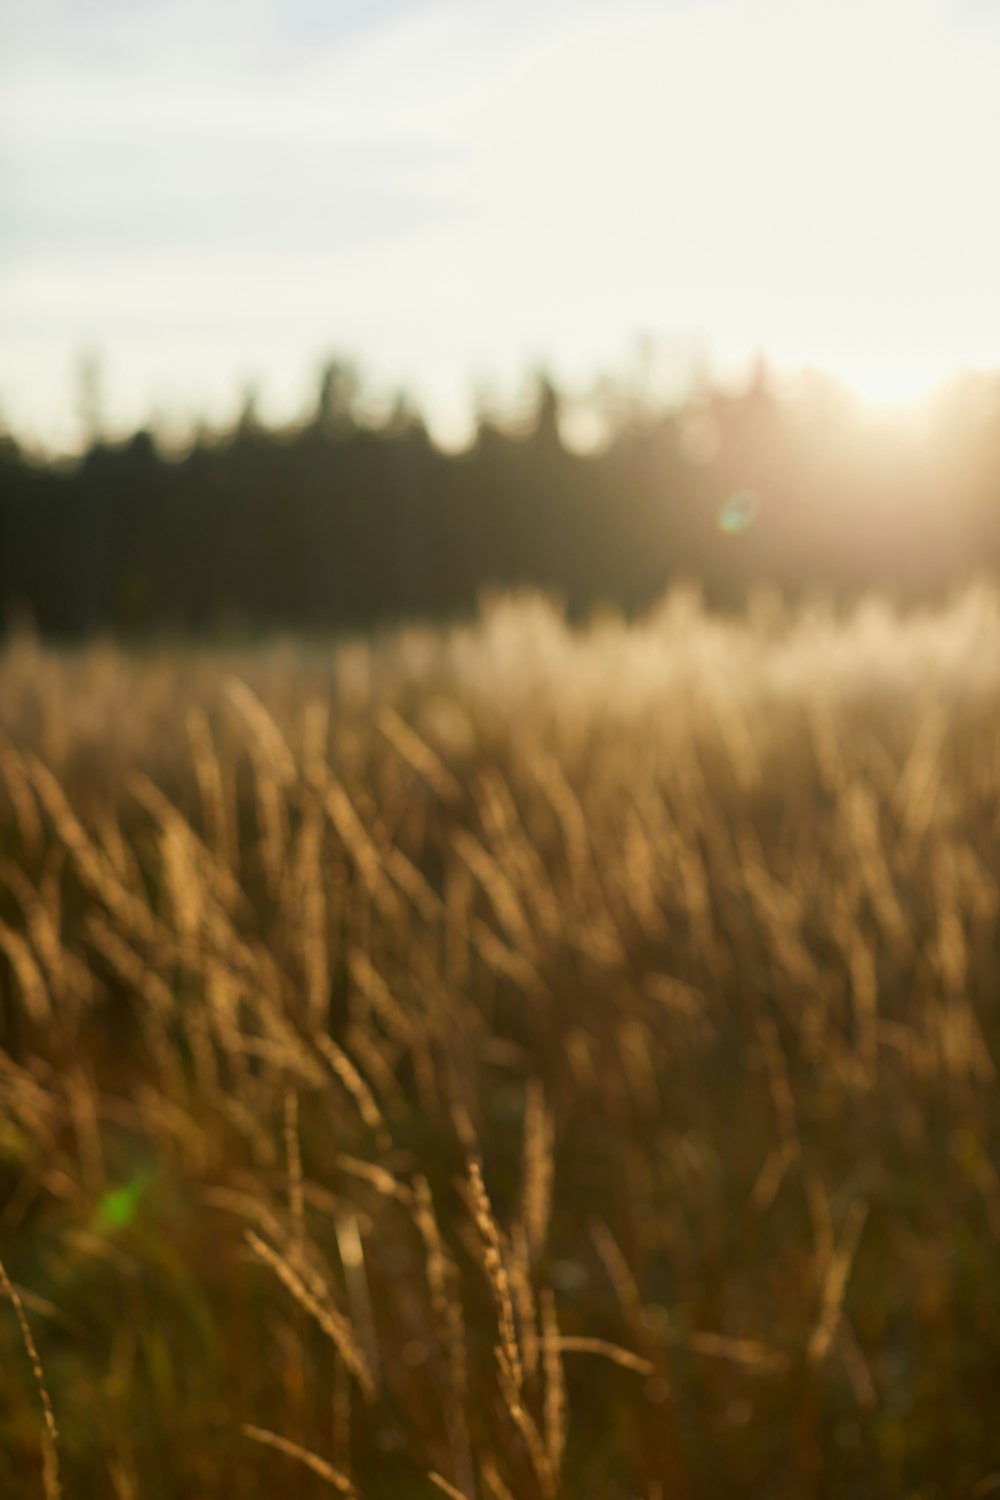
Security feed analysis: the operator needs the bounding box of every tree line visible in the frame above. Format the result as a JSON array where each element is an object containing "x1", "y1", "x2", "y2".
[{"x1": 2, "y1": 360, "x2": 1000, "y2": 637}]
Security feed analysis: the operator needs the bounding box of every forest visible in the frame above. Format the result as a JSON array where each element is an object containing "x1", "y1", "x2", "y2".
[{"x1": 4, "y1": 361, "x2": 1000, "y2": 637}]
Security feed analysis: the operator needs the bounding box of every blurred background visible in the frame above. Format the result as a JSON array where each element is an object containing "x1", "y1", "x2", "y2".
[
  {"x1": 7, "y1": 9, "x2": 1000, "y2": 1497},
  {"x1": 2, "y1": 0, "x2": 1000, "y2": 634}
]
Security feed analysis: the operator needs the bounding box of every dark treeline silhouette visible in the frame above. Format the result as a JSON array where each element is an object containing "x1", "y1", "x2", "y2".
[{"x1": 2, "y1": 358, "x2": 1000, "y2": 637}]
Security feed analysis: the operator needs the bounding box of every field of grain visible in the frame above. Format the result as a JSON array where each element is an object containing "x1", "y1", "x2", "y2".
[{"x1": 2, "y1": 590, "x2": 1000, "y2": 1499}]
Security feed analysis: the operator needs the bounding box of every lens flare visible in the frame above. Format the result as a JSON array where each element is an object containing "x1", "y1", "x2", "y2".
[
  {"x1": 718, "y1": 490, "x2": 759, "y2": 535},
  {"x1": 94, "y1": 1169, "x2": 155, "y2": 1232}
]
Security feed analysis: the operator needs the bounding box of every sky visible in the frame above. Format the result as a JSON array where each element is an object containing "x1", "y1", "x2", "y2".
[{"x1": 1, "y1": 0, "x2": 999, "y2": 449}]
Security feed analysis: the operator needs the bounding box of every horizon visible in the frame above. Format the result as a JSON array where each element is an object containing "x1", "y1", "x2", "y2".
[{"x1": 6, "y1": 344, "x2": 998, "y2": 465}]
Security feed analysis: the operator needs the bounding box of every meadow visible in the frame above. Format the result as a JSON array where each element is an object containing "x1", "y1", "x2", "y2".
[{"x1": 2, "y1": 589, "x2": 1000, "y2": 1499}]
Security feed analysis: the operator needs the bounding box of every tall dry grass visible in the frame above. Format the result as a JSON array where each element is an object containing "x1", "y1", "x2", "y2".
[{"x1": 2, "y1": 588, "x2": 1000, "y2": 1498}]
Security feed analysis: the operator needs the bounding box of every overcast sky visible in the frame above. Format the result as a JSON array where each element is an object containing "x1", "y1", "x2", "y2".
[{"x1": 2, "y1": 0, "x2": 999, "y2": 447}]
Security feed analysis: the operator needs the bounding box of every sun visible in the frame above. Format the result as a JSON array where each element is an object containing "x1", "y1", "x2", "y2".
[
  {"x1": 780, "y1": 346, "x2": 951, "y2": 416},
  {"x1": 837, "y1": 364, "x2": 942, "y2": 409}
]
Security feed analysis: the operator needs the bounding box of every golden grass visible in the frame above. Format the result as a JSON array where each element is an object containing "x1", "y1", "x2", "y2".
[
  {"x1": 0, "y1": 1255, "x2": 61, "y2": 1499},
  {"x1": 2, "y1": 588, "x2": 1000, "y2": 1497}
]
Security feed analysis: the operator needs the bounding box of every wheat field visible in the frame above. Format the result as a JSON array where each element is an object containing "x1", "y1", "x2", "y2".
[{"x1": 2, "y1": 590, "x2": 1000, "y2": 1499}]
